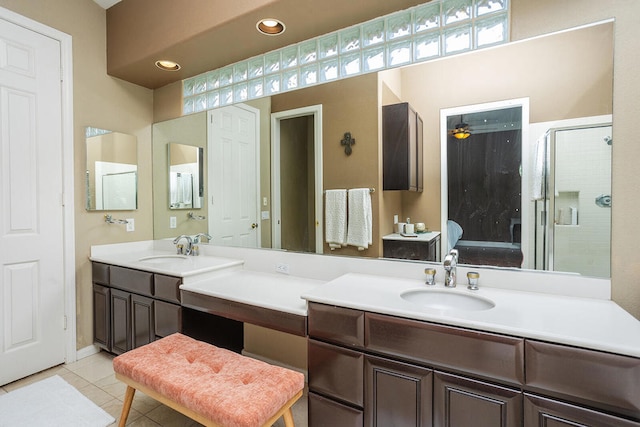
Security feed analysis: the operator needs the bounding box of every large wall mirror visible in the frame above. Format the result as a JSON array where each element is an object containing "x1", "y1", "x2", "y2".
[
  {"x1": 151, "y1": 21, "x2": 613, "y2": 279},
  {"x1": 85, "y1": 127, "x2": 138, "y2": 211}
]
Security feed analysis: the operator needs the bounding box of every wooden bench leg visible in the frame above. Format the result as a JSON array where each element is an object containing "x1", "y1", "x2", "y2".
[
  {"x1": 118, "y1": 385, "x2": 136, "y2": 427},
  {"x1": 282, "y1": 407, "x2": 295, "y2": 427}
]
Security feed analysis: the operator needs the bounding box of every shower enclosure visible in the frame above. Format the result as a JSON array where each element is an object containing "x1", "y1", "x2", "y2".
[{"x1": 533, "y1": 124, "x2": 612, "y2": 278}]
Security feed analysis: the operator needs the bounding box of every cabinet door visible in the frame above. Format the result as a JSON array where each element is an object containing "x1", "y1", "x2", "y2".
[
  {"x1": 110, "y1": 289, "x2": 130, "y2": 355},
  {"x1": 154, "y1": 300, "x2": 181, "y2": 338},
  {"x1": 365, "y1": 355, "x2": 432, "y2": 427},
  {"x1": 131, "y1": 294, "x2": 154, "y2": 349},
  {"x1": 434, "y1": 371, "x2": 522, "y2": 427},
  {"x1": 92, "y1": 284, "x2": 110, "y2": 351},
  {"x1": 524, "y1": 393, "x2": 640, "y2": 427}
]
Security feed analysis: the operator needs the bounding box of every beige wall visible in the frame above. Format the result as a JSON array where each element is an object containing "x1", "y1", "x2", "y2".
[
  {"x1": 272, "y1": 74, "x2": 382, "y2": 257},
  {"x1": 0, "y1": 0, "x2": 154, "y2": 349}
]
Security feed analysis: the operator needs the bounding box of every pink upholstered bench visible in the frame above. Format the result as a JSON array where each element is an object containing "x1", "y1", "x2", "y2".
[{"x1": 112, "y1": 333, "x2": 305, "y2": 427}]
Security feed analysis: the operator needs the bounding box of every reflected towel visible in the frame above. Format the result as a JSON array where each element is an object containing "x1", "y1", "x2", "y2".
[
  {"x1": 325, "y1": 189, "x2": 347, "y2": 249},
  {"x1": 531, "y1": 134, "x2": 546, "y2": 201},
  {"x1": 347, "y1": 188, "x2": 372, "y2": 250}
]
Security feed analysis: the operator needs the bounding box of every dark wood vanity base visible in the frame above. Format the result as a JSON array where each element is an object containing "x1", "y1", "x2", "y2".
[{"x1": 307, "y1": 302, "x2": 640, "y2": 427}]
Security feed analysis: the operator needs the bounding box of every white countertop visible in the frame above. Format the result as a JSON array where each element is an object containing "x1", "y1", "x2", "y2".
[
  {"x1": 180, "y1": 270, "x2": 325, "y2": 316},
  {"x1": 301, "y1": 272, "x2": 640, "y2": 358},
  {"x1": 89, "y1": 240, "x2": 244, "y2": 282},
  {"x1": 383, "y1": 232, "x2": 440, "y2": 242}
]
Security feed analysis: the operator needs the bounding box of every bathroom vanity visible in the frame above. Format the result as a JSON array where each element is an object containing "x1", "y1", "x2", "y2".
[{"x1": 90, "y1": 241, "x2": 640, "y2": 427}]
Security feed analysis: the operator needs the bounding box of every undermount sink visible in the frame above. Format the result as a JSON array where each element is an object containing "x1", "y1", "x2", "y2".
[
  {"x1": 400, "y1": 288, "x2": 495, "y2": 311},
  {"x1": 138, "y1": 255, "x2": 189, "y2": 264}
]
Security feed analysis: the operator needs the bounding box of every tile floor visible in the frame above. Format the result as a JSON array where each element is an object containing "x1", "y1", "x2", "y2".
[{"x1": 0, "y1": 351, "x2": 308, "y2": 426}]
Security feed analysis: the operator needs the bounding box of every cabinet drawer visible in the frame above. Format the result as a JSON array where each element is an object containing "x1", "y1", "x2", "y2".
[
  {"x1": 110, "y1": 266, "x2": 153, "y2": 296},
  {"x1": 154, "y1": 274, "x2": 181, "y2": 303},
  {"x1": 309, "y1": 392, "x2": 363, "y2": 427},
  {"x1": 92, "y1": 262, "x2": 109, "y2": 285},
  {"x1": 155, "y1": 300, "x2": 181, "y2": 338},
  {"x1": 365, "y1": 312, "x2": 524, "y2": 386},
  {"x1": 525, "y1": 340, "x2": 640, "y2": 420},
  {"x1": 524, "y1": 393, "x2": 640, "y2": 427},
  {"x1": 308, "y1": 303, "x2": 364, "y2": 348},
  {"x1": 309, "y1": 339, "x2": 364, "y2": 407}
]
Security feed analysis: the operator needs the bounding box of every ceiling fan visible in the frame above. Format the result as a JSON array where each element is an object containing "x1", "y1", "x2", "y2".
[{"x1": 449, "y1": 115, "x2": 472, "y2": 139}]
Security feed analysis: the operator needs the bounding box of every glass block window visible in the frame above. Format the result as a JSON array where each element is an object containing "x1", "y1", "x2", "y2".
[{"x1": 184, "y1": 0, "x2": 509, "y2": 114}]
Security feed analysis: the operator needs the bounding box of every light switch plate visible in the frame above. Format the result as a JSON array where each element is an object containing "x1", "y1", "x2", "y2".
[{"x1": 170, "y1": 216, "x2": 177, "y2": 228}]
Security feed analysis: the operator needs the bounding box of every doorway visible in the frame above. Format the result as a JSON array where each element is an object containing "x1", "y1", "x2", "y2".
[{"x1": 271, "y1": 105, "x2": 323, "y2": 254}]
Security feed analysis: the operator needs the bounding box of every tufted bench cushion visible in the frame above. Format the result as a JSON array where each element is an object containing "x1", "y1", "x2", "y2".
[{"x1": 112, "y1": 333, "x2": 305, "y2": 427}]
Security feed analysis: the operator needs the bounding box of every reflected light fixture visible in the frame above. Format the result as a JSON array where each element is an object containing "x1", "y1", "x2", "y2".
[
  {"x1": 155, "y1": 60, "x2": 181, "y2": 71},
  {"x1": 451, "y1": 115, "x2": 471, "y2": 139},
  {"x1": 257, "y1": 18, "x2": 285, "y2": 36}
]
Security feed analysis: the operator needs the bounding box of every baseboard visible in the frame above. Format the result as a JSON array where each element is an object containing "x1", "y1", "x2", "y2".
[
  {"x1": 74, "y1": 344, "x2": 102, "y2": 361},
  {"x1": 241, "y1": 350, "x2": 308, "y2": 383}
]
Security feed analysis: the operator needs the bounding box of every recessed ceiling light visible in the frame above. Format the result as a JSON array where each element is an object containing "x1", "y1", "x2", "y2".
[
  {"x1": 155, "y1": 60, "x2": 181, "y2": 71},
  {"x1": 256, "y1": 18, "x2": 285, "y2": 36}
]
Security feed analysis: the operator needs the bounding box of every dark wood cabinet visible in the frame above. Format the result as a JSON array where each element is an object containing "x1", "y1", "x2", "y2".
[
  {"x1": 383, "y1": 102, "x2": 423, "y2": 192},
  {"x1": 309, "y1": 392, "x2": 363, "y2": 427},
  {"x1": 365, "y1": 355, "x2": 433, "y2": 427},
  {"x1": 524, "y1": 393, "x2": 640, "y2": 427},
  {"x1": 92, "y1": 262, "x2": 182, "y2": 354},
  {"x1": 110, "y1": 288, "x2": 131, "y2": 355},
  {"x1": 383, "y1": 234, "x2": 440, "y2": 262},
  {"x1": 434, "y1": 371, "x2": 522, "y2": 427},
  {"x1": 92, "y1": 283, "x2": 110, "y2": 351}
]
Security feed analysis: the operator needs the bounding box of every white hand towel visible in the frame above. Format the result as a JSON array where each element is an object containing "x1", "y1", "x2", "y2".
[
  {"x1": 531, "y1": 134, "x2": 546, "y2": 201},
  {"x1": 325, "y1": 189, "x2": 347, "y2": 248},
  {"x1": 347, "y1": 188, "x2": 372, "y2": 250}
]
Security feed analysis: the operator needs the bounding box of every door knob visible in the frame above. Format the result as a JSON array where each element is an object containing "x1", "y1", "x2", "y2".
[{"x1": 251, "y1": 223, "x2": 258, "y2": 229}]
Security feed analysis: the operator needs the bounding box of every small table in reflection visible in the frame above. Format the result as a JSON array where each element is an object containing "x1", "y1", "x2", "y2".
[{"x1": 382, "y1": 232, "x2": 441, "y2": 262}]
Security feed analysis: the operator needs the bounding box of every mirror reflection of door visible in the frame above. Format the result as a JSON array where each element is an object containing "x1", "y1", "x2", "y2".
[
  {"x1": 207, "y1": 105, "x2": 260, "y2": 248},
  {"x1": 441, "y1": 99, "x2": 529, "y2": 267}
]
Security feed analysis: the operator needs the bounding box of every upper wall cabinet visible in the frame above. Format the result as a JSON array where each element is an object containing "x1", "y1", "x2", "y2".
[{"x1": 382, "y1": 102, "x2": 423, "y2": 192}]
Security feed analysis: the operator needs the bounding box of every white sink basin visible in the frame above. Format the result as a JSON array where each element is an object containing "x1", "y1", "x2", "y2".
[
  {"x1": 400, "y1": 289, "x2": 495, "y2": 311},
  {"x1": 138, "y1": 255, "x2": 189, "y2": 264}
]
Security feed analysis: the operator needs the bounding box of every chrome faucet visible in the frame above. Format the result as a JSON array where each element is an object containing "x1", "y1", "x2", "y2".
[
  {"x1": 173, "y1": 235, "x2": 193, "y2": 255},
  {"x1": 443, "y1": 249, "x2": 459, "y2": 287},
  {"x1": 193, "y1": 233, "x2": 212, "y2": 244}
]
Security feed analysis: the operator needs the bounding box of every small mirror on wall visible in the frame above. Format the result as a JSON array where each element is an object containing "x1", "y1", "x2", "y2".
[
  {"x1": 85, "y1": 127, "x2": 138, "y2": 211},
  {"x1": 168, "y1": 142, "x2": 204, "y2": 209}
]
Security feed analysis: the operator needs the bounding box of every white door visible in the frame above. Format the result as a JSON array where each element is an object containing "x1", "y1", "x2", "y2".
[
  {"x1": 0, "y1": 17, "x2": 66, "y2": 385},
  {"x1": 208, "y1": 105, "x2": 260, "y2": 248}
]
